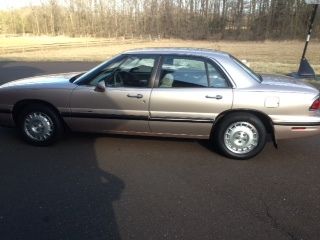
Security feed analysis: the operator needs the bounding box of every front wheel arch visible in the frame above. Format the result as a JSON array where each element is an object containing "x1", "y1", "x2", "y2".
[
  {"x1": 16, "y1": 102, "x2": 65, "y2": 145},
  {"x1": 12, "y1": 99, "x2": 66, "y2": 127}
]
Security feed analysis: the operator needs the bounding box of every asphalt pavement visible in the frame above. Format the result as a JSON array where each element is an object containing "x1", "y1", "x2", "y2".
[{"x1": 0, "y1": 61, "x2": 320, "y2": 240}]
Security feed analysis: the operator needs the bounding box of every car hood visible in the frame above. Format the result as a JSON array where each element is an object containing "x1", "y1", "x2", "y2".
[
  {"x1": 260, "y1": 74, "x2": 319, "y2": 93},
  {"x1": 0, "y1": 72, "x2": 82, "y2": 89}
]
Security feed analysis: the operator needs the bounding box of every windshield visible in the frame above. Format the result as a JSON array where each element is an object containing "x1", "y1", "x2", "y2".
[{"x1": 230, "y1": 55, "x2": 262, "y2": 83}]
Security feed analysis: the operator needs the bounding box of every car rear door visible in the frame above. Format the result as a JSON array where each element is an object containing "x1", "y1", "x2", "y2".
[{"x1": 149, "y1": 55, "x2": 233, "y2": 138}]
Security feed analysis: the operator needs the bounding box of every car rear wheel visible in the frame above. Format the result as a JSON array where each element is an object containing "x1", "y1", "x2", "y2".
[
  {"x1": 214, "y1": 113, "x2": 267, "y2": 160},
  {"x1": 18, "y1": 104, "x2": 64, "y2": 146}
]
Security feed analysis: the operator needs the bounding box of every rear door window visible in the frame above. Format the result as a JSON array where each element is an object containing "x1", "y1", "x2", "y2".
[
  {"x1": 158, "y1": 56, "x2": 229, "y2": 88},
  {"x1": 159, "y1": 57, "x2": 208, "y2": 88}
]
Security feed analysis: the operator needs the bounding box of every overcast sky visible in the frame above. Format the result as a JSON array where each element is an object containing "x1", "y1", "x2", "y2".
[{"x1": 0, "y1": 0, "x2": 45, "y2": 10}]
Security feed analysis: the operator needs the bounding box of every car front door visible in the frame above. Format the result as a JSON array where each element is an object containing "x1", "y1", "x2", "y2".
[
  {"x1": 68, "y1": 55, "x2": 158, "y2": 134},
  {"x1": 149, "y1": 55, "x2": 233, "y2": 138}
]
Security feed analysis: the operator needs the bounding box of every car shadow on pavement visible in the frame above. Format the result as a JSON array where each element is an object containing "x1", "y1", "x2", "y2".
[{"x1": 0, "y1": 128, "x2": 125, "y2": 240}]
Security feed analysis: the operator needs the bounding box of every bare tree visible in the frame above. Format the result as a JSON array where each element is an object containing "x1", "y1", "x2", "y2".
[{"x1": 0, "y1": 0, "x2": 318, "y2": 40}]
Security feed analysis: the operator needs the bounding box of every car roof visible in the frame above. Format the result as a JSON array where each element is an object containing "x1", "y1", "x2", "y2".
[{"x1": 123, "y1": 48, "x2": 230, "y2": 58}]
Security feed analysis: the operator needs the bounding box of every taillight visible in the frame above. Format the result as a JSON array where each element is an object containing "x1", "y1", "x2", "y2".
[{"x1": 310, "y1": 98, "x2": 320, "y2": 111}]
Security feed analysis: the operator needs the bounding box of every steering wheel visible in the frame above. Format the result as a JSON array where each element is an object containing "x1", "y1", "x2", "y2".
[
  {"x1": 113, "y1": 69, "x2": 124, "y2": 87},
  {"x1": 113, "y1": 71, "x2": 135, "y2": 87}
]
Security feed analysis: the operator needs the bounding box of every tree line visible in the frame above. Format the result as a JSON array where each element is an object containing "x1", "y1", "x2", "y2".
[{"x1": 0, "y1": 0, "x2": 319, "y2": 40}]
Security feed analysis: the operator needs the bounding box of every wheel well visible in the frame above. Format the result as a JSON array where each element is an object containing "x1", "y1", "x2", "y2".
[
  {"x1": 213, "y1": 110, "x2": 277, "y2": 148},
  {"x1": 12, "y1": 99, "x2": 62, "y2": 124}
]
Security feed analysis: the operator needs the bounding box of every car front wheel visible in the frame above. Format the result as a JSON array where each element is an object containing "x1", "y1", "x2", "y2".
[
  {"x1": 214, "y1": 113, "x2": 267, "y2": 160},
  {"x1": 18, "y1": 104, "x2": 64, "y2": 146}
]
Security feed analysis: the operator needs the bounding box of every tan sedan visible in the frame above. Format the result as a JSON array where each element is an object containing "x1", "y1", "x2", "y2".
[{"x1": 0, "y1": 48, "x2": 320, "y2": 159}]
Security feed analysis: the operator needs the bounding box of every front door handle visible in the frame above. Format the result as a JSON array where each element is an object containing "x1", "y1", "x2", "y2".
[
  {"x1": 127, "y1": 94, "x2": 143, "y2": 99},
  {"x1": 206, "y1": 95, "x2": 223, "y2": 100}
]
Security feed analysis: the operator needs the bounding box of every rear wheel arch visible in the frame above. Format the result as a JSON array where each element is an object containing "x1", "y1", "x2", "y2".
[{"x1": 212, "y1": 109, "x2": 277, "y2": 148}]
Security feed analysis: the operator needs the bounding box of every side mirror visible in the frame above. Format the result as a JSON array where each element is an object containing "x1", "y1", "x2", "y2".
[{"x1": 95, "y1": 81, "x2": 106, "y2": 92}]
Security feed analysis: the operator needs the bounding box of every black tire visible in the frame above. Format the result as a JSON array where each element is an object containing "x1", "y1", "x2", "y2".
[
  {"x1": 17, "y1": 104, "x2": 64, "y2": 146},
  {"x1": 213, "y1": 113, "x2": 267, "y2": 160}
]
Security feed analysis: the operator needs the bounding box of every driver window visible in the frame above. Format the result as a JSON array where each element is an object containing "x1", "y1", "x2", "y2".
[
  {"x1": 89, "y1": 56, "x2": 156, "y2": 88},
  {"x1": 89, "y1": 59, "x2": 124, "y2": 86},
  {"x1": 103, "y1": 56, "x2": 156, "y2": 88}
]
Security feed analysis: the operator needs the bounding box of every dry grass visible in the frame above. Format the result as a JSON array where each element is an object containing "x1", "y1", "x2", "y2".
[
  {"x1": 0, "y1": 35, "x2": 99, "y2": 48},
  {"x1": 1, "y1": 36, "x2": 320, "y2": 75}
]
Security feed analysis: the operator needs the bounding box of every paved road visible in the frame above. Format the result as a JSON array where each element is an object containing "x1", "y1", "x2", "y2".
[{"x1": 1, "y1": 61, "x2": 320, "y2": 240}]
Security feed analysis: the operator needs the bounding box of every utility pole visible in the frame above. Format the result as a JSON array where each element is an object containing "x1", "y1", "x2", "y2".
[{"x1": 296, "y1": 1, "x2": 319, "y2": 79}]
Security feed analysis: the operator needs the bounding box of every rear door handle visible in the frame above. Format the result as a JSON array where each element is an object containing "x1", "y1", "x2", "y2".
[
  {"x1": 206, "y1": 95, "x2": 223, "y2": 100},
  {"x1": 127, "y1": 94, "x2": 143, "y2": 99}
]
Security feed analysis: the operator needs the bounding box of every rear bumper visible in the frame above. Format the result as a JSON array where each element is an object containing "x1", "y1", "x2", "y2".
[
  {"x1": 274, "y1": 122, "x2": 320, "y2": 140},
  {"x1": 0, "y1": 112, "x2": 15, "y2": 127}
]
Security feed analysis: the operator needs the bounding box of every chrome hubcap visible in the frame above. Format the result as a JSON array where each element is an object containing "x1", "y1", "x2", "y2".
[
  {"x1": 24, "y1": 112, "x2": 54, "y2": 141},
  {"x1": 224, "y1": 122, "x2": 259, "y2": 154}
]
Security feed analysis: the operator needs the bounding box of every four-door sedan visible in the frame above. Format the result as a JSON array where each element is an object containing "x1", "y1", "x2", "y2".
[{"x1": 1, "y1": 48, "x2": 320, "y2": 159}]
